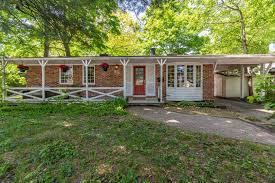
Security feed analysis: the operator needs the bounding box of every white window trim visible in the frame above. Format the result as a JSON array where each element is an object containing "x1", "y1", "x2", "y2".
[
  {"x1": 167, "y1": 65, "x2": 175, "y2": 88},
  {"x1": 166, "y1": 63, "x2": 203, "y2": 88},
  {"x1": 82, "y1": 65, "x2": 96, "y2": 85},
  {"x1": 195, "y1": 65, "x2": 203, "y2": 88},
  {"x1": 59, "y1": 65, "x2": 74, "y2": 85}
]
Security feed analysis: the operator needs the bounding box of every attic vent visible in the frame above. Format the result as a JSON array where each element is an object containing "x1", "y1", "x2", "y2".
[{"x1": 100, "y1": 53, "x2": 111, "y2": 56}]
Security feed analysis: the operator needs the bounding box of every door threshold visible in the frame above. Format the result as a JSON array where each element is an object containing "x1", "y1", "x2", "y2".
[{"x1": 133, "y1": 95, "x2": 146, "y2": 97}]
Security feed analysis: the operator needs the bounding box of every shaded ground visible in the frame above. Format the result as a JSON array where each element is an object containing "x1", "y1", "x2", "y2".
[
  {"x1": 1, "y1": 102, "x2": 275, "y2": 182},
  {"x1": 215, "y1": 98, "x2": 274, "y2": 120},
  {"x1": 128, "y1": 106, "x2": 275, "y2": 146}
]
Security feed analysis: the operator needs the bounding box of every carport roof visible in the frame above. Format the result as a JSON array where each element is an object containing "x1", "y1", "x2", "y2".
[{"x1": 2, "y1": 54, "x2": 275, "y2": 65}]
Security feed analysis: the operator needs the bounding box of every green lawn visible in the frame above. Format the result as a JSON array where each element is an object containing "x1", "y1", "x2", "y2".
[{"x1": 0, "y1": 100, "x2": 275, "y2": 182}]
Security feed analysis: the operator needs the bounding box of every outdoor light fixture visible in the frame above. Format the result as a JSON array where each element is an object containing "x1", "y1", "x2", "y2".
[{"x1": 115, "y1": 64, "x2": 119, "y2": 70}]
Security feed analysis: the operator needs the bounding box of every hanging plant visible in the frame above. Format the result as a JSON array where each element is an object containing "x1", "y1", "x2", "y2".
[
  {"x1": 59, "y1": 64, "x2": 70, "y2": 72},
  {"x1": 17, "y1": 64, "x2": 29, "y2": 73},
  {"x1": 100, "y1": 63, "x2": 109, "y2": 71}
]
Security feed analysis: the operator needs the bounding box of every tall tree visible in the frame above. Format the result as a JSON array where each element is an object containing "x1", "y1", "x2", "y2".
[
  {"x1": 194, "y1": 0, "x2": 275, "y2": 54},
  {"x1": 1, "y1": 0, "x2": 120, "y2": 57},
  {"x1": 104, "y1": 11, "x2": 143, "y2": 56},
  {"x1": 142, "y1": 1, "x2": 206, "y2": 55}
]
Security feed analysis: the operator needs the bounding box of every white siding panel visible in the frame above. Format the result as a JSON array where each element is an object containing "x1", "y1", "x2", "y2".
[
  {"x1": 225, "y1": 76, "x2": 249, "y2": 98},
  {"x1": 166, "y1": 88, "x2": 203, "y2": 101},
  {"x1": 126, "y1": 65, "x2": 133, "y2": 96},
  {"x1": 214, "y1": 74, "x2": 223, "y2": 97},
  {"x1": 146, "y1": 64, "x2": 155, "y2": 96}
]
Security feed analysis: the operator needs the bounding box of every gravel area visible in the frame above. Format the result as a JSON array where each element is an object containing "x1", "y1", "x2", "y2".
[{"x1": 128, "y1": 106, "x2": 275, "y2": 146}]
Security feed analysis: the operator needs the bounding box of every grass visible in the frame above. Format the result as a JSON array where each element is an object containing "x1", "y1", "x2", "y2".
[{"x1": 0, "y1": 99, "x2": 275, "y2": 182}]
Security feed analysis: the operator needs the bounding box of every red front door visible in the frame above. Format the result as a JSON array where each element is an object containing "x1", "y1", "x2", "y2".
[{"x1": 134, "y1": 66, "x2": 146, "y2": 95}]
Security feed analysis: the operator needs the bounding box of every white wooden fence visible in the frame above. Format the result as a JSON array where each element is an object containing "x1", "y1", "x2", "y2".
[{"x1": 5, "y1": 87, "x2": 123, "y2": 103}]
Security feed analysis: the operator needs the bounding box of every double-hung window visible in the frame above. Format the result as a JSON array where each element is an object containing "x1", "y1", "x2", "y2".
[
  {"x1": 60, "y1": 66, "x2": 73, "y2": 84},
  {"x1": 83, "y1": 66, "x2": 95, "y2": 84},
  {"x1": 177, "y1": 65, "x2": 185, "y2": 87},
  {"x1": 167, "y1": 64, "x2": 202, "y2": 88},
  {"x1": 196, "y1": 65, "x2": 202, "y2": 87},
  {"x1": 167, "y1": 65, "x2": 175, "y2": 87},
  {"x1": 186, "y1": 65, "x2": 194, "y2": 87}
]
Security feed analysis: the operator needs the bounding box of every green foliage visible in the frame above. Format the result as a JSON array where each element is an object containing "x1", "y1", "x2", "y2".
[
  {"x1": 0, "y1": 98, "x2": 127, "y2": 116},
  {"x1": 246, "y1": 95, "x2": 262, "y2": 104},
  {"x1": 0, "y1": 102, "x2": 275, "y2": 182},
  {"x1": 171, "y1": 101, "x2": 215, "y2": 108},
  {"x1": 104, "y1": 11, "x2": 143, "y2": 56},
  {"x1": 247, "y1": 96, "x2": 256, "y2": 104},
  {"x1": 264, "y1": 102, "x2": 275, "y2": 110},
  {"x1": 0, "y1": 64, "x2": 26, "y2": 99},
  {"x1": 1, "y1": 0, "x2": 120, "y2": 57},
  {"x1": 255, "y1": 74, "x2": 275, "y2": 102},
  {"x1": 0, "y1": 161, "x2": 12, "y2": 177},
  {"x1": 39, "y1": 140, "x2": 77, "y2": 165},
  {"x1": 196, "y1": 0, "x2": 275, "y2": 54},
  {"x1": 142, "y1": 1, "x2": 206, "y2": 55}
]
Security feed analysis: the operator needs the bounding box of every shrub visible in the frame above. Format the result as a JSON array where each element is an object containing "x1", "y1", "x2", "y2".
[
  {"x1": 0, "y1": 98, "x2": 128, "y2": 117},
  {"x1": 176, "y1": 101, "x2": 215, "y2": 108},
  {"x1": 264, "y1": 102, "x2": 275, "y2": 110},
  {"x1": 254, "y1": 74, "x2": 275, "y2": 103},
  {"x1": 246, "y1": 95, "x2": 262, "y2": 104}
]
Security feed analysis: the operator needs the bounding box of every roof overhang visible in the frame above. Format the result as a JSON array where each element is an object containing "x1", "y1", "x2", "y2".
[{"x1": 2, "y1": 54, "x2": 275, "y2": 65}]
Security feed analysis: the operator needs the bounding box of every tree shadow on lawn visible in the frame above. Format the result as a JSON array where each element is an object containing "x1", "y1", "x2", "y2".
[{"x1": 0, "y1": 102, "x2": 275, "y2": 182}]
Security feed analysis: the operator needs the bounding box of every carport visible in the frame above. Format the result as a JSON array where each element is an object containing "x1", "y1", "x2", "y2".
[{"x1": 212, "y1": 55, "x2": 274, "y2": 99}]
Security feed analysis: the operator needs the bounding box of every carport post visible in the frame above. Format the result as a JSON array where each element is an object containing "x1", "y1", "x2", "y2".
[
  {"x1": 240, "y1": 65, "x2": 245, "y2": 99},
  {"x1": 82, "y1": 60, "x2": 92, "y2": 100},
  {"x1": 120, "y1": 59, "x2": 130, "y2": 99},
  {"x1": 38, "y1": 60, "x2": 48, "y2": 101},
  {"x1": 1, "y1": 59, "x2": 7, "y2": 102},
  {"x1": 157, "y1": 59, "x2": 167, "y2": 103}
]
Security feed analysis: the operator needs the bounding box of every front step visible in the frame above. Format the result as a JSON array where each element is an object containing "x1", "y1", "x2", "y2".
[{"x1": 128, "y1": 97, "x2": 161, "y2": 105}]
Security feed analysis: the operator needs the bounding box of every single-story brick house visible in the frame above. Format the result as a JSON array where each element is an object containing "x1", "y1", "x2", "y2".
[{"x1": 1, "y1": 55, "x2": 274, "y2": 103}]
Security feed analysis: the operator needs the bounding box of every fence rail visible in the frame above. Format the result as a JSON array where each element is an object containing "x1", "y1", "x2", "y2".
[{"x1": 4, "y1": 87, "x2": 123, "y2": 102}]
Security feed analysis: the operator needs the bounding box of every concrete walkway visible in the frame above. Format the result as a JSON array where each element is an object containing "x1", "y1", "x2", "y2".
[{"x1": 128, "y1": 106, "x2": 275, "y2": 146}]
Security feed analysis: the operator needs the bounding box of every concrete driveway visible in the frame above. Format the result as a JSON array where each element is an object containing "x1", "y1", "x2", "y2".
[
  {"x1": 215, "y1": 98, "x2": 274, "y2": 121},
  {"x1": 128, "y1": 106, "x2": 275, "y2": 146}
]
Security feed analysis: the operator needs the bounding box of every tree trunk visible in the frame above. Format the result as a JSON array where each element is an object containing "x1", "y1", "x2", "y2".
[
  {"x1": 248, "y1": 76, "x2": 253, "y2": 96},
  {"x1": 63, "y1": 42, "x2": 71, "y2": 57},
  {"x1": 238, "y1": 9, "x2": 252, "y2": 96},
  {"x1": 238, "y1": 10, "x2": 249, "y2": 54},
  {"x1": 43, "y1": 33, "x2": 50, "y2": 57}
]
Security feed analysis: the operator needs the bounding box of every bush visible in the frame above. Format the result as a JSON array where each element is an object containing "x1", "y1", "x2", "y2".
[
  {"x1": 173, "y1": 101, "x2": 215, "y2": 108},
  {"x1": 246, "y1": 95, "x2": 262, "y2": 104},
  {"x1": 0, "y1": 98, "x2": 128, "y2": 117},
  {"x1": 264, "y1": 102, "x2": 275, "y2": 110},
  {"x1": 254, "y1": 74, "x2": 275, "y2": 103}
]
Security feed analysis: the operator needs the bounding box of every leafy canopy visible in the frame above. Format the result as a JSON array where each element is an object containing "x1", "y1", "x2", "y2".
[{"x1": 142, "y1": 1, "x2": 207, "y2": 55}]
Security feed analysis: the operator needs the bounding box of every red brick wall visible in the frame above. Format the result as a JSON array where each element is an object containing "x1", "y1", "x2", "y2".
[
  {"x1": 26, "y1": 64, "x2": 214, "y2": 101},
  {"x1": 26, "y1": 66, "x2": 42, "y2": 87},
  {"x1": 27, "y1": 65, "x2": 123, "y2": 87},
  {"x1": 203, "y1": 64, "x2": 214, "y2": 100}
]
